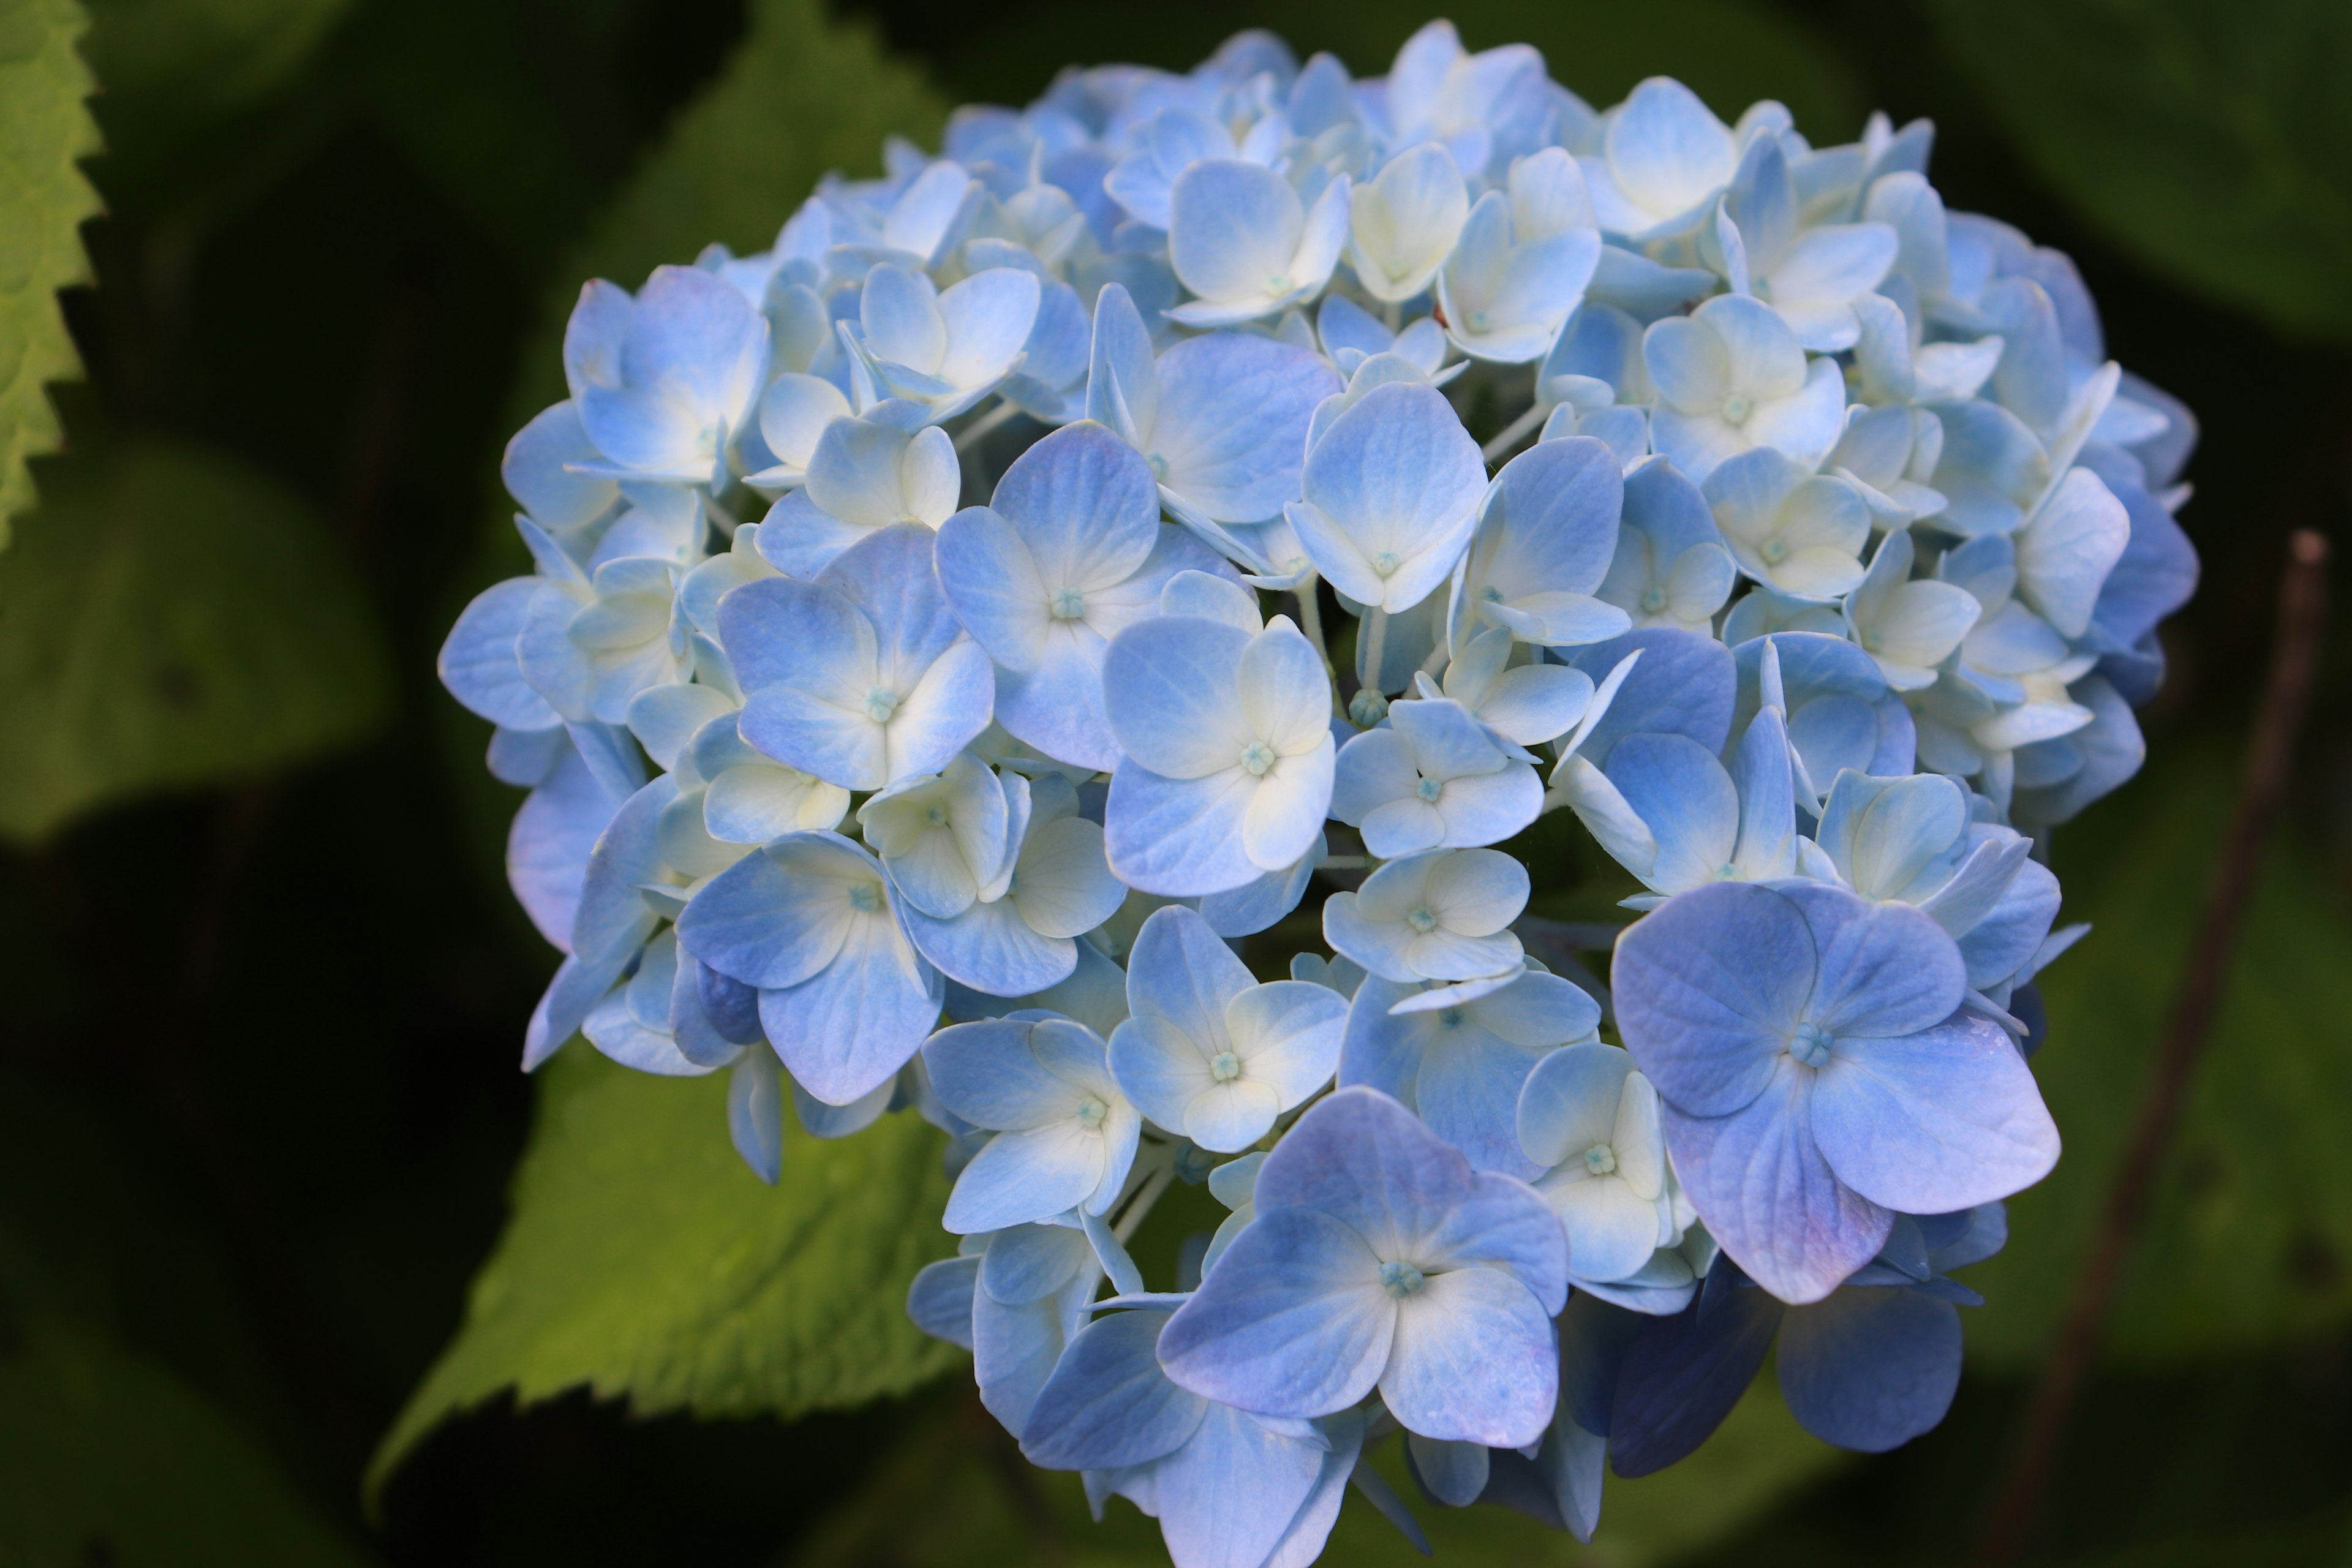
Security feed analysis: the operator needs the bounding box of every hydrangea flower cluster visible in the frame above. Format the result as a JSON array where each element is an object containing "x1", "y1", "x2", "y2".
[{"x1": 439, "y1": 22, "x2": 2198, "y2": 1562}]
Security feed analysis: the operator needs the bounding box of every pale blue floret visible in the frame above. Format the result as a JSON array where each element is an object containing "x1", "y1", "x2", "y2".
[
  {"x1": 1107, "y1": 905, "x2": 1346, "y2": 1152},
  {"x1": 1100, "y1": 612, "x2": 1335, "y2": 897},
  {"x1": 1643, "y1": 294, "x2": 1844, "y2": 481},
  {"x1": 935, "y1": 420, "x2": 1234, "y2": 773},
  {"x1": 1709, "y1": 132, "x2": 1898, "y2": 353},
  {"x1": 1022, "y1": 1309, "x2": 1365, "y2": 1568},
  {"x1": 676, "y1": 829, "x2": 944, "y2": 1106},
  {"x1": 1593, "y1": 456, "x2": 1736, "y2": 635},
  {"x1": 1515, "y1": 1042, "x2": 1672, "y2": 1283},
  {"x1": 888, "y1": 769, "x2": 1129, "y2": 998},
  {"x1": 1415, "y1": 625, "x2": 1600, "y2": 752},
  {"x1": 1085, "y1": 284, "x2": 1340, "y2": 571},
  {"x1": 1436, "y1": 149, "x2": 1602, "y2": 364},
  {"x1": 567, "y1": 265, "x2": 771, "y2": 490},
  {"x1": 1322, "y1": 847, "x2": 1528, "y2": 984},
  {"x1": 1580, "y1": 77, "x2": 1740, "y2": 243},
  {"x1": 1347, "y1": 142, "x2": 1470, "y2": 306},
  {"x1": 923, "y1": 1014, "x2": 1142, "y2": 1232},
  {"x1": 722, "y1": 522, "x2": 995, "y2": 791},
  {"x1": 1611, "y1": 880, "x2": 2059, "y2": 1302},
  {"x1": 1166, "y1": 159, "x2": 1350, "y2": 326},
  {"x1": 837, "y1": 262, "x2": 1041, "y2": 423},
  {"x1": 755, "y1": 399, "x2": 962, "y2": 578},
  {"x1": 1286, "y1": 381, "x2": 1487, "y2": 614},
  {"x1": 1447, "y1": 434, "x2": 1630, "y2": 654},
  {"x1": 1341, "y1": 963, "x2": 1602, "y2": 1178},
  {"x1": 1329, "y1": 696, "x2": 1541, "y2": 858},
  {"x1": 1158, "y1": 1087, "x2": 1569, "y2": 1447},
  {"x1": 1729, "y1": 631, "x2": 1913, "y2": 807},
  {"x1": 1700, "y1": 447, "x2": 1872, "y2": 601}
]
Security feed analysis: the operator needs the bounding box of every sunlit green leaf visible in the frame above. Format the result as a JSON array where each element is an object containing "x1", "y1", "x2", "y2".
[
  {"x1": 0, "y1": 1311, "x2": 374, "y2": 1567},
  {"x1": 1926, "y1": 0, "x2": 2352, "y2": 346},
  {"x1": 1968, "y1": 747, "x2": 2352, "y2": 1365},
  {"x1": 0, "y1": 439, "x2": 392, "y2": 841},
  {"x1": 0, "y1": 0, "x2": 102, "y2": 550},
  {"x1": 368, "y1": 1047, "x2": 962, "y2": 1505}
]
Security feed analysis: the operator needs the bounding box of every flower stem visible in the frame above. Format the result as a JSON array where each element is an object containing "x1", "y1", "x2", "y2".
[
  {"x1": 1359, "y1": 606, "x2": 1389, "y2": 693},
  {"x1": 953, "y1": 398, "x2": 1019, "y2": 453},
  {"x1": 1481, "y1": 397, "x2": 1549, "y2": 464},
  {"x1": 1112, "y1": 1163, "x2": 1176, "y2": 1245}
]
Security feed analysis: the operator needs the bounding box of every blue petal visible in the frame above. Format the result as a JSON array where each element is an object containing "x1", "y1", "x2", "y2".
[
  {"x1": 1658, "y1": 1063, "x2": 1892, "y2": 1305},
  {"x1": 1158, "y1": 1205, "x2": 1393, "y2": 1419},
  {"x1": 907, "y1": 1254, "x2": 980, "y2": 1349},
  {"x1": 1565, "y1": 628, "x2": 1735, "y2": 766},
  {"x1": 1606, "y1": 1282, "x2": 1784, "y2": 1476},
  {"x1": 1022, "y1": 1309, "x2": 1209, "y2": 1471},
  {"x1": 727, "y1": 1046, "x2": 784, "y2": 1184},
  {"x1": 1776, "y1": 1284, "x2": 1961, "y2": 1452},
  {"x1": 1611, "y1": 881, "x2": 1812, "y2": 1117},
  {"x1": 1812, "y1": 1013, "x2": 2060, "y2": 1213}
]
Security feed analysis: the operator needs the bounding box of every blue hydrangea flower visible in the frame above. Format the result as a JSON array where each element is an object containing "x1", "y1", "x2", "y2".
[
  {"x1": 839, "y1": 262, "x2": 1041, "y2": 423},
  {"x1": 1436, "y1": 149, "x2": 1602, "y2": 364},
  {"x1": 1322, "y1": 848, "x2": 1528, "y2": 984},
  {"x1": 1100, "y1": 611, "x2": 1335, "y2": 897},
  {"x1": 1645, "y1": 295, "x2": 1844, "y2": 481},
  {"x1": 1329, "y1": 696, "x2": 1542, "y2": 858},
  {"x1": 1347, "y1": 143, "x2": 1469, "y2": 306},
  {"x1": 565, "y1": 265, "x2": 770, "y2": 489},
  {"x1": 722, "y1": 522, "x2": 995, "y2": 791},
  {"x1": 1166, "y1": 159, "x2": 1350, "y2": 327},
  {"x1": 924, "y1": 1014, "x2": 1142, "y2": 1232},
  {"x1": 1515, "y1": 1042, "x2": 1671, "y2": 1284},
  {"x1": 754, "y1": 399, "x2": 962, "y2": 576},
  {"x1": 1107, "y1": 905, "x2": 1346, "y2": 1152},
  {"x1": 1341, "y1": 964, "x2": 1602, "y2": 1178},
  {"x1": 1612, "y1": 880, "x2": 2058, "y2": 1302},
  {"x1": 1022, "y1": 1308, "x2": 1364, "y2": 1568},
  {"x1": 1160, "y1": 1087, "x2": 1568, "y2": 1446},
  {"x1": 936, "y1": 420, "x2": 1232, "y2": 773},
  {"x1": 676, "y1": 829, "x2": 943, "y2": 1105},
  {"x1": 1287, "y1": 382, "x2": 1486, "y2": 616},
  {"x1": 1447, "y1": 434, "x2": 1629, "y2": 653}
]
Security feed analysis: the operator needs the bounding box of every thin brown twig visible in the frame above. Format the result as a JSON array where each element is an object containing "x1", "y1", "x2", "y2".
[{"x1": 1973, "y1": 529, "x2": 2331, "y2": 1564}]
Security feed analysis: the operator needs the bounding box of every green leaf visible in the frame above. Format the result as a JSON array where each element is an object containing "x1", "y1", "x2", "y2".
[
  {"x1": 1925, "y1": 0, "x2": 2352, "y2": 346},
  {"x1": 793, "y1": 1378, "x2": 1842, "y2": 1568},
  {"x1": 81, "y1": 0, "x2": 349, "y2": 129},
  {"x1": 0, "y1": 1311, "x2": 374, "y2": 1567},
  {"x1": 367, "y1": 1047, "x2": 962, "y2": 1506},
  {"x1": 1966, "y1": 746, "x2": 2352, "y2": 1365},
  {"x1": 0, "y1": 438, "x2": 392, "y2": 841},
  {"x1": 0, "y1": 0, "x2": 102, "y2": 551}
]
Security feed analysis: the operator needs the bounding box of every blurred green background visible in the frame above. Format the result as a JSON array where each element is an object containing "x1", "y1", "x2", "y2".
[{"x1": 1, "y1": 0, "x2": 2350, "y2": 1563}]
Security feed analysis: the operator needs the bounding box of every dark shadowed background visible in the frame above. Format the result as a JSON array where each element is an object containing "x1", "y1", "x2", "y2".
[{"x1": 2, "y1": 1, "x2": 2349, "y2": 1564}]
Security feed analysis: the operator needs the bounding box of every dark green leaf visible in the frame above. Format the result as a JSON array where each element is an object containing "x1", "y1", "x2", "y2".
[
  {"x1": 81, "y1": 0, "x2": 350, "y2": 128},
  {"x1": 0, "y1": 0, "x2": 102, "y2": 548},
  {"x1": 1926, "y1": 0, "x2": 2352, "y2": 345},
  {"x1": 1968, "y1": 747, "x2": 2352, "y2": 1364},
  {"x1": 367, "y1": 1047, "x2": 962, "y2": 1504},
  {"x1": 0, "y1": 1311, "x2": 374, "y2": 1567},
  {"x1": 0, "y1": 438, "x2": 393, "y2": 840}
]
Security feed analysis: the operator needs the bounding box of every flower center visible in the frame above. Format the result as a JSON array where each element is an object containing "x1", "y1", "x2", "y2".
[
  {"x1": 1147, "y1": 452, "x2": 1169, "y2": 480},
  {"x1": 925, "y1": 804, "x2": 948, "y2": 826},
  {"x1": 1371, "y1": 551, "x2": 1403, "y2": 578},
  {"x1": 1438, "y1": 1007, "x2": 1464, "y2": 1028},
  {"x1": 1760, "y1": 538, "x2": 1789, "y2": 564},
  {"x1": 1482, "y1": 585, "x2": 1504, "y2": 603},
  {"x1": 1209, "y1": 1050, "x2": 1243, "y2": 1084},
  {"x1": 1265, "y1": 273, "x2": 1292, "y2": 296},
  {"x1": 1240, "y1": 741, "x2": 1277, "y2": 777},
  {"x1": 1641, "y1": 585, "x2": 1668, "y2": 612},
  {"x1": 1789, "y1": 1021, "x2": 1834, "y2": 1068},
  {"x1": 1348, "y1": 688, "x2": 1390, "y2": 727},
  {"x1": 864, "y1": 687, "x2": 900, "y2": 723},
  {"x1": 1861, "y1": 627, "x2": 1883, "y2": 652},
  {"x1": 848, "y1": 880, "x2": 883, "y2": 913},
  {"x1": 1415, "y1": 777, "x2": 1442, "y2": 802},
  {"x1": 1582, "y1": 1143, "x2": 1618, "y2": 1177},
  {"x1": 1049, "y1": 586, "x2": 1087, "y2": 620},
  {"x1": 1075, "y1": 1096, "x2": 1109, "y2": 1130},
  {"x1": 1721, "y1": 393, "x2": 1753, "y2": 425},
  {"x1": 1378, "y1": 1260, "x2": 1427, "y2": 1298},
  {"x1": 1406, "y1": 906, "x2": 1439, "y2": 933},
  {"x1": 1468, "y1": 309, "x2": 1491, "y2": 331}
]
